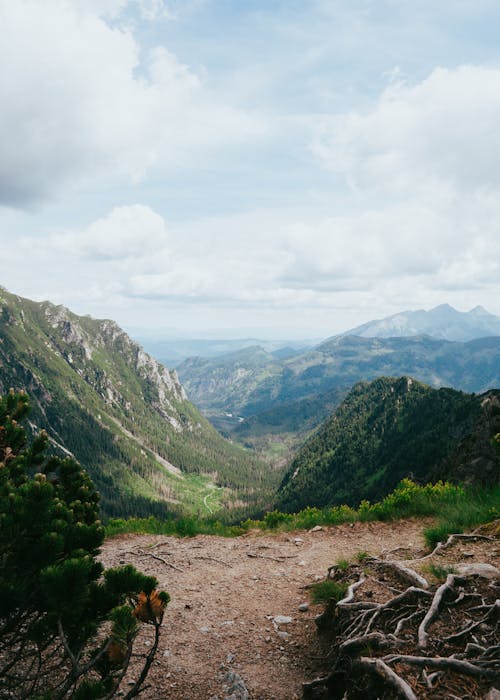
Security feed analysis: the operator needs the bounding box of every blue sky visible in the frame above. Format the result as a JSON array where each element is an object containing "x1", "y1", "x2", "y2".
[{"x1": 1, "y1": 0, "x2": 500, "y2": 338}]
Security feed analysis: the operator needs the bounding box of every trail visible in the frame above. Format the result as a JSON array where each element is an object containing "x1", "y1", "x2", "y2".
[
  {"x1": 101, "y1": 518, "x2": 431, "y2": 699},
  {"x1": 203, "y1": 486, "x2": 223, "y2": 514}
]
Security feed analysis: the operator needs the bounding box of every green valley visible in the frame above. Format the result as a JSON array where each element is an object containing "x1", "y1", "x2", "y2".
[{"x1": 0, "y1": 288, "x2": 272, "y2": 519}]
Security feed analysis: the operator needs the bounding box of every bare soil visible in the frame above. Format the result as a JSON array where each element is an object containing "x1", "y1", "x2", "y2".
[{"x1": 101, "y1": 518, "x2": 431, "y2": 699}]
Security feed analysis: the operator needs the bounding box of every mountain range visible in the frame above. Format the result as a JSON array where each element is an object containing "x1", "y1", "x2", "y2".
[
  {"x1": 335, "y1": 303, "x2": 500, "y2": 341},
  {"x1": 177, "y1": 334, "x2": 500, "y2": 457},
  {"x1": 0, "y1": 287, "x2": 271, "y2": 519}
]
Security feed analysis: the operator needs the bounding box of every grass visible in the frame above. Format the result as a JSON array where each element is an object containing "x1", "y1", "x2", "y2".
[
  {"x1": 105, "y1": 480, "x2": 500, "y2": 543},
  {"x1": 423, "y1": 484, "x2": 500, "y2": 548},
  {"x1": 422, "y1": 563, "x2": 457, "y2": 582},
  {"x1": 355, "y1": 550, "x2": 370, "y2": 563},
  {"x1": 310, "y1": 580, "x2": 349, "y2": 605},
  {"x1": 335, "y1": 558, "x2": 350, "y2": 571}
]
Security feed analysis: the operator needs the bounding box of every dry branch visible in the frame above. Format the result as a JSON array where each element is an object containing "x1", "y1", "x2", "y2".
[{"x1": 135, "y1": 549, "x2": 184, "y2": 572}]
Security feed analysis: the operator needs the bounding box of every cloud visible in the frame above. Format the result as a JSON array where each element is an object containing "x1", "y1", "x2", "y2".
[
  {"x1": 0, "y1": 1, "x2": 265, "y2": 208},
  {"x1": 312, "y1": 65, "x2": 500, "y2": 198},
  {"x1": 50, "y1": 204, "x2": 170, "y2": 259}
]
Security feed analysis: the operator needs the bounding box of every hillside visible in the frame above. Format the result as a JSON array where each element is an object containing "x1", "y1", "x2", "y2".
[
  {"x1": 335, "y1": 303, "x2": 500, "y2": 341},
  {"x1": 0, "y1": 288, "x2": 271, "y2": 518},
  {"x1": 276, "y1": 377, "x2": 500, "y2": 513},
  {"x1": 178, "y1": 334, "x2": 500, "y2": 457}
]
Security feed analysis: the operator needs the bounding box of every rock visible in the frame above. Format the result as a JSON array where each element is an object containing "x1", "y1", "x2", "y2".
[
  {"x1": 294, "y1": 538, "x2": 303, "y2": 545},
  {"x1": 274, "y1": 615, "x2": 292, "y2": 625},
  {"x1": 277, "y1": 631, "x2": 290, "y2": 640},
  {"x1": 484, "y1": 690, "x2": 500, "y2": 700},
  {"x1": 222, "y1": 669, "x2": 249, "y2": 700},
  {"x1": 310, "y1": 525, "x2": 323, "y2": 532},
  {"x1": 298, "y1": 602, "x2": 309, "y2": 612},
  {"x1": 199, "y1": 626, "x2": 210, "y2": 633},
  {"x1": 298, "y1": 561, "x2": 306, "y2": 566}
]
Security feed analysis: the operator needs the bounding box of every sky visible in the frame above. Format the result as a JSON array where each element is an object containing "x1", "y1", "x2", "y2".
[{"x1": 1, "y1": 0, "x2": 500, "y2": 339}]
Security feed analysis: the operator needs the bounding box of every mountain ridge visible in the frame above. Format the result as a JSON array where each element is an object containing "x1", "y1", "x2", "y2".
[
  {"x1": 333, "y1": 303, "x2": 500, "y2": 342},
  {"x1": 276, "y1": 376, "x2": 500, "y2": 513},
  {"x1": 0, "y1": 287, "x2": 271, "y2": 518}
]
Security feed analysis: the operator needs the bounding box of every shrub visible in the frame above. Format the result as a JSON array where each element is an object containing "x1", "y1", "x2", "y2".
[
  {"x1": 310, "y1": 580, "x2": 348, "y2": 604},
  {"x1": 0, "y1": 390, "x2": 169, "y2": 699}
]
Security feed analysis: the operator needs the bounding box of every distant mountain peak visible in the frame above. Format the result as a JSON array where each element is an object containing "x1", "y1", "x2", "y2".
[{"x1": 336, "y1": 304, "x2": 500, "y2": 342}]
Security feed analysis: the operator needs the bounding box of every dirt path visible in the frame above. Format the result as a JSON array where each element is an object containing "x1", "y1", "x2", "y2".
[{"x1": 101, "y1": 519, "x2": 431, "y2": 699}]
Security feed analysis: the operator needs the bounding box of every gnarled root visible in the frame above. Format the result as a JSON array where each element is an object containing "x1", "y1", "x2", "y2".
[{"x1": 303, "y1": 534, "x2": 499, "y2": 699}]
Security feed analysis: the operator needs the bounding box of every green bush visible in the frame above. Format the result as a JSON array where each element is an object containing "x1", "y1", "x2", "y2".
[
  {"x1": 0, "y1": 391, "x2": 169, "y2": 699},
  {"x1": 310, "y1": 580, "x2": 348, "y2": 604}
]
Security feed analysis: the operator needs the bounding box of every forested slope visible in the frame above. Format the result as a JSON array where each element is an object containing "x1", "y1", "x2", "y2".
[{"x1": 276, "y1": 377, "x2": 500, "y2": 513}]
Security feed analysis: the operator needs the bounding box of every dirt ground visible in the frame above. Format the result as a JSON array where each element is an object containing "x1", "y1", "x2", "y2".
[{"x1": 101, "y1": 518, "x2": 432, "y2": 700}]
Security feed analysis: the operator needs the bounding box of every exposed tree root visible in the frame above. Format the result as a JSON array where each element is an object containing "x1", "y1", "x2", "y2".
[
  {"x1": 355, "y1": 657, "x2": 419, "y2": 700},
  {"x1": 302, "y1": 529, "x2": 500, "y2": 699}
]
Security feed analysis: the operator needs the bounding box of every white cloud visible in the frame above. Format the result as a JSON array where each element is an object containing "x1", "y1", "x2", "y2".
[
  {"x1": 313, "y1": 65, "x2": 500, "y2": 198},
  {"x1": 51, "y1": 204, "x2": 170, "y2": 259},
  {"x1": 0, "y1": 0, "x2": 265, "y2": 207}
]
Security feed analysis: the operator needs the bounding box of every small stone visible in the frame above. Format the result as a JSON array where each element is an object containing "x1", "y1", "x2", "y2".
[
  {"x1": 298, "y1": 602, "x2": 309, "y2": 612},
  {"x1": 226, "y1": 653, "x2": 235, "y2": 663},
  {"x1": 127, "y1": 680, "x2": 135, "y2": 686},
  {"x1": 199, "y1": 626, "x2": 210, "y2": 633},
  {"x1": 310, "y1": 525, "x2": 323, "y2": 532},
  {"x1": 294, "y1": 538, "x2": 303, "y2": 545},
  {"x1": 277, "y1": 631, "x2": 290, "y2": 640},
  {"x1": 274, "y1": 615, "x2": 292, "y2": 625},
  {"x1": 462, "y1": 551, "x2": 474, "y2": 558},
  {"x1": 298, "y1": 561, "x2": 306, "y2": 566},
  {"x1": 265, "y1": 636, "x2": 271, "y2": 643},
  {"x1": 144, "y1": 640, "x2": 150, "y2": 646},
  {"x1": 221, "y1": 620, "x2": 235, "y2": 626},
  {"x1": 163, "y1": 650, "x2": 171, "y2": 657}
]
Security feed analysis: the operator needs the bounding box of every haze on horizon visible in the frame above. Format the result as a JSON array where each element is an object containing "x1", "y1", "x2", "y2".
[{"x1": 1, "y1": 0, "x2": 500, "y2": 339}]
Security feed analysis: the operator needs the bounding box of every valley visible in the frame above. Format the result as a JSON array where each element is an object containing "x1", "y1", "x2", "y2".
[{"x1": 177, "y1": 333, "x2": 500, "y2": 460}]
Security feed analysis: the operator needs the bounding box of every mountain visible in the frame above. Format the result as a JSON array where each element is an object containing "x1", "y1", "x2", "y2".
[
  {"x1": 335, "y1": 303, "x2": 500, "y2": 341},
  {"x1": 276, "y1": 377, "x2": 500, "y2": 513},
  {"x1": 135, "y1": 337, "x2": 311, "y2": 367},
  {"x1": 0, "y1": 287, "x2": 271, "y2": 518},
  {"x1": 178, "y1": 334, "x2": 500, "y2": 457}
]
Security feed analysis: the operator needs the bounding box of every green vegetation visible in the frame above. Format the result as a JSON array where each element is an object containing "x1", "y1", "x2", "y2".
[
  {"x1": 106, "y1": 479, "x2": 500, "y2": 541},
  {"x1": 0, "y1": 390, "x2": 169, "y2": 699},
  {"x1": 355, "y1": 550, "x2": 370, "y2": 563},
  {"x1": 0, "y1": 287, "x2": 272, "y2": 519},
  {"x1": 310, "y1": 580, "x2": 349, "y2": 605},
  {"x1": 334, "y1": 558, "x2": 350, "y2": 571},
  {"x1": 276, "y1": 377, "x2": 499, "y2": 513},
  {"x1": 423, "y1": 563, "x2": 458, "y2": 582},
  {"x1": 423, "y1": 484, "x2": 500, "y2": 548}
]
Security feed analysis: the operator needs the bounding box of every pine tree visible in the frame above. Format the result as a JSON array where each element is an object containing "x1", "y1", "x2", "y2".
[{"x1": 0, "y1": 390, "x2": 169, "y2": 699}]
